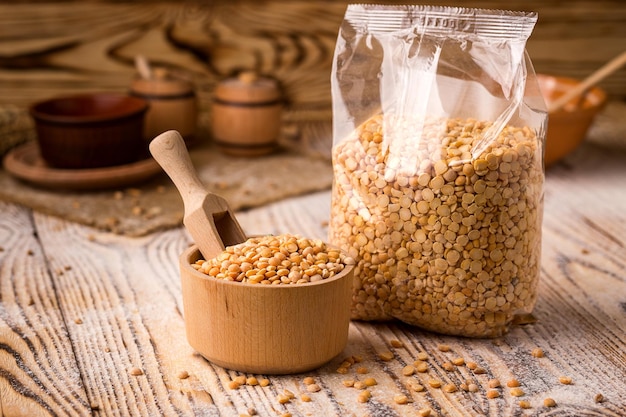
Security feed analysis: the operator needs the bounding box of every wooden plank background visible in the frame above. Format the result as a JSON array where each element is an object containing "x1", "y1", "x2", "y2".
[{"x1": 1, "y1": 0, "x2": 625, "y2": 126}]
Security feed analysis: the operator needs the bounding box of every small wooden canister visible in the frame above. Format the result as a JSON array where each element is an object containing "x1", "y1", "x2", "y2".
[
  {"x1": 130, "y1": 69, "x2": 198, "y2": 145},
  {"x1": 212, "y1": 72, "x2": 283, "y2": 157}
]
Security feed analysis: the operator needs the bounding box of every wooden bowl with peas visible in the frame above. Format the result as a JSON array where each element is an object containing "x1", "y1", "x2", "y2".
[{"x1": 179, "y1": 234, "x2": 355, "y2": 374}]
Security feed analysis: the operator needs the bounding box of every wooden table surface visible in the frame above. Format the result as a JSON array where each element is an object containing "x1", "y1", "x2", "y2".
[
  {"x1": 1, "y1": 140, "x2": 625, "y2": 417},
  {"x1": 2, "y1": 2, "x2": 626, "y2": 416}
]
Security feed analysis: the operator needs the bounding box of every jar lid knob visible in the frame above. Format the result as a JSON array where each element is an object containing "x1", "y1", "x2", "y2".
[
  {"x1": 238, "y1": 71, "x2": 259, "y2": 85},
  {"x1": 153, "y1": 67, "x2": 169, "y2": 80}
]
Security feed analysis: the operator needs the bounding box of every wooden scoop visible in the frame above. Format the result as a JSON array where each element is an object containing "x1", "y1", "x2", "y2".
[{"x1": 149, "y1": 130, "x2": 247, "y2": 260}]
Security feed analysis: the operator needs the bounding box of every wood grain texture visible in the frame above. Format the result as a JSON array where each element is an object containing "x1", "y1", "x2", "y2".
[
  {"x1": 0, "y1": 203, "x2": 91, "y2": 416},
  {"x1": 2, "y1": 3, "x2": 625, "y2": 416},
  {"x1": 8, "y1": 211, "x2": 198, "y2": 416},
  {"x1": 0, "y1": 0, "x2": 625, "y2": 122},
  {"x1": 1, "y1": 140, "x2": 624, "y2": 416}
]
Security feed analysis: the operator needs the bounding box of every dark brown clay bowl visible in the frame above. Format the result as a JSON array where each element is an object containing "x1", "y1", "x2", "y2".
[
  {"x1": 537, "y1": 74, "x2": 607, "y2": 167},
  {"x1": 30, "y1": 93, "x2": 149, "y2": 169}
]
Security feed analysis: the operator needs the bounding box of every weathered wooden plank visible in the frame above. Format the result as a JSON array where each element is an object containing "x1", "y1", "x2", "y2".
[
  {"x1": 0, "y1": 202, "x2": 91, "y2": 417},
  {"x1": 28, "y1": 214, "x2": 202, "y2": 416}
]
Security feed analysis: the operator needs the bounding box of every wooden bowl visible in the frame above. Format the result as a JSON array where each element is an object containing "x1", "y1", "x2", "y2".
[
  {"x1": 537, "y1": 74, "x2": 607, "y2": 167},
  {"x1": 179, "y1": 244, "x2": 353, "y2": 374},
  {"x1": 30, "y1": 93, "x2": 149, "y2": 169}
]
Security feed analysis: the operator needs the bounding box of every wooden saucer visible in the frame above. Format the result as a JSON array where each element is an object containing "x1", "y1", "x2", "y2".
[{"x1": 3, "y1": 141, "x2": 163, "y2": 190}]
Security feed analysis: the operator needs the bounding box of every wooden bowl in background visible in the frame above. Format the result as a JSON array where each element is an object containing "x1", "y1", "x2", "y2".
[
  {"x1": 538, "y1": 74, "x2": 607, "y2": 167},
  {"x1": 179, "y1": 244, "x2": 353, "y2": 374},
  {"x1": 30, "y1": 93, "x2": 149, "y2": 169}
]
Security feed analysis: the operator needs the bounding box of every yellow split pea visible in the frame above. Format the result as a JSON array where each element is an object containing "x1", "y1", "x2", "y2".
[
  {"x1": 329, "y1": 114, "x2": 543, "y2": 337},
  {"x1": 193, "y1": 234, "x2": 354, "y2": 285}
]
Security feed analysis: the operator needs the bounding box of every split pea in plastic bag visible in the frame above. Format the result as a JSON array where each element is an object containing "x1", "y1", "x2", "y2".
[{"x1": 328, "y1": 5, "x2": 546, "y2": 337}]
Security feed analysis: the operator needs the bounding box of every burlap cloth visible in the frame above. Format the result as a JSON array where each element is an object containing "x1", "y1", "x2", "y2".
[{"x1": 0, "y1": 107, "x2": 334, "y2": 236}]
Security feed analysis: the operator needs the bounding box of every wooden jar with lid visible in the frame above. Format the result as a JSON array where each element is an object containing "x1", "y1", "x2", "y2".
[
  {"x1": 130, "y1": 68, "x2": 198, "y2": 145},
  {"x1": 211, "y1": 72, "x2": 283, "y2": 156}
]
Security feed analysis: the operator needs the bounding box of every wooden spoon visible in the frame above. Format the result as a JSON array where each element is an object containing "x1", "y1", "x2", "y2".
[
  {"x1": 149, "y1": 130, "x2": 247, "y2": 260},
  {"x1": 548, "y1": 50, "x2": 626, "y2": 113}
]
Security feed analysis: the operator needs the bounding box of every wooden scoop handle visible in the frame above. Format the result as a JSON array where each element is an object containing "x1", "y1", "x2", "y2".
[
  {"x1": 149, "y1": 130, "x2": 209, "y2": 211},
  {"x1": 548, "y1": 50, "x2": 626, "y2": 113},
  {"x1": 149, "y1": 130, "x2": 248, "y2": 260}
]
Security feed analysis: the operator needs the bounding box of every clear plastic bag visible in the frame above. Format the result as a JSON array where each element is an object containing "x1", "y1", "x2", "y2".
[{"x1": 329, "y1": 5, "x2": 546, "y2": 337}]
